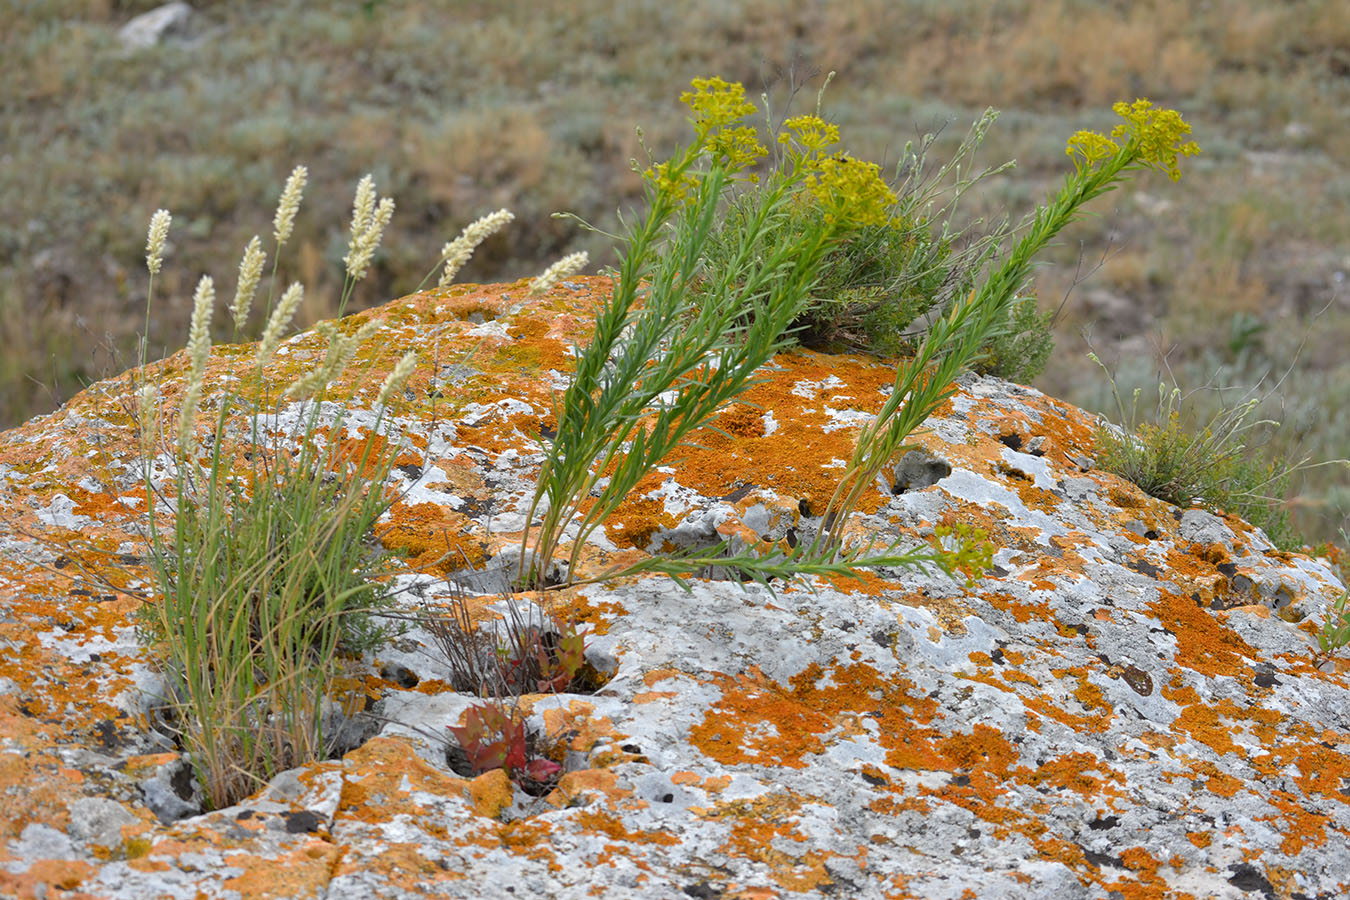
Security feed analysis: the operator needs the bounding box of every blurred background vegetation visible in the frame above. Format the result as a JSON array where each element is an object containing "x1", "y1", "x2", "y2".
[{"x1": 3, "y1": 0, "x2": 1347, "y2": 542}]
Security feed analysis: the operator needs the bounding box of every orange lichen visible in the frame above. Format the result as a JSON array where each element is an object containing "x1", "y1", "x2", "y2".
[
  {"x1": 575, "y1": 810, "x2": 680, "y2": 846},
  {"x1": 938, "y1": 725, "x2": 1020, "y2": 777},
  {"x1": 604, "y1": 496, "x2": 679, "y2": 549},
  {"x1": 221, "y1": 842, "x2": 342, "y2": 899},
  {"x1": 1149, "y1": 590, "x2": 1261, "y2": 677}
]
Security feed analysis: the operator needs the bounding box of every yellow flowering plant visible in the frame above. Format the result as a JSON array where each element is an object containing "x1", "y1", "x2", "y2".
[{"x1": 696, "y1": 91, "x2": 1014, "y2": 361}]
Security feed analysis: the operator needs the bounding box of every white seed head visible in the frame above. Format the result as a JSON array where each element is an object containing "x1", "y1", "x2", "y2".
[
  {"x1": 177, "y1": 275, "x2": 214, "y2": 457},
  {"x1": 438, "y1": 208, "x2": 515, "y2": 287},
  {"x1": 347, "y1": 174, "x2": 376, "y2": 245},
  {"x1": 145, "y1": 209, "x2": 171, "y2": 275},
  {"x1": 230, "y1": 235, "x2": 266, "y2": 328},
  {"x1": 273, "y1": 165, "x2": 308, "y2": 247},
  {"x1": 529, "y1": 251, "x2": 589, "y2": 296},
  {"x1": 256, "y1": 281, "x2": 304, "y2": 366},
  {"x1": 186, "y1": 275, "x2": 215, "y2": 382},
  {"x1": 345, "y1": 195, "x2": 395, "y2": 282},
  {"x1": 376, "y1": 351, "x2": 418, "y2": 408}
]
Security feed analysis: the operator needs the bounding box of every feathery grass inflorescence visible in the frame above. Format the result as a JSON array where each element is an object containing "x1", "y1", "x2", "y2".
[
  {"x1": 272, "y1": 165, "x2": 307, "y2": 248},
  {"x1": 528, "y1": 251, "x2": 589, "y2": 296},
  {"x1": 343, "y1": 175, "x2": 395, "y2": 282},
  {"x1": 256, "y1": 282, "x2": 304, "y2": 367},
  {"x1": 145, "y1": 209, "x2": 171, "y2": 276},
  {"x1": 229, "y1": 235, "x2": 266, "y2": 332},
  {"x1": 176, "y1": 275, "x2": 214, "y2": 457},
  {"x1": 437, "y1": 208, "x2": 515, "y2": 288}
]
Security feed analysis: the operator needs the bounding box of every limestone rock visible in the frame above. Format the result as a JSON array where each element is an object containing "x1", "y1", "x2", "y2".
[
  {"x1": 0, "y1": 277, "x2": 1347, "y2": 898},
  {"x1": 118, "y1": 2, "x2": 194, "y2": 51}
]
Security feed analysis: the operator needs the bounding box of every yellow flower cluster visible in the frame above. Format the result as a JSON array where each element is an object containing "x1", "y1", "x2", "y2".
[
  {"x1": 804, "y1": 155, "x2": 897, "y2": 227},
  {"x1": 680, "y1": 76, "x2": 757, "y2": 134},
  {"x1": 647, "y1": 77, "x2": 900, "y2": 227},
  {"x1": 1065, "y1": 129, "x2": 1119, "y2": 171},
  {"x1": 1111, "y1": 99, "x2": 1200, "y2": 181},
  {"x1": 682, "y1": 78, "x2": 765, "y2": 175},
  {"x1": 779, "y1": 115, "x2": 840, "y2": 159},
  {"x1": 1065, "y1": 98, "x2": 1200, "y2": 182},
  {"x1": 705, "y1": 124, "x2": 767, "y2": 178}
]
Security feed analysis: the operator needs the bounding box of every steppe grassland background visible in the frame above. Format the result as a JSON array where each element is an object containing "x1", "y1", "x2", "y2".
[{"x1": 3, "y1": 0, "x2": 1348, "y2": 541}]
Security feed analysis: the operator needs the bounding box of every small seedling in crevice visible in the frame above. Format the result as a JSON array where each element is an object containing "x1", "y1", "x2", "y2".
[{"x1": 445, "y1": 698, "x2": 563, "y2": 795}]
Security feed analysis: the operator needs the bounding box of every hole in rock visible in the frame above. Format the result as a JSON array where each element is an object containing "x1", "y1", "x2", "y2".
[{"x1": 889, "y1": 449, "x2": 952, "y2": 494}]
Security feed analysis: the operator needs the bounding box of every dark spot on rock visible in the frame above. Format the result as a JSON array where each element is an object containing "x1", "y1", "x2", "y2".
[
  {"x1": 170, "y1": 761, "x2": 195, "y2": 801},
  {"x1": 721, "y1": 483, "x2": 754, "y2": 503},
  {"x1": 54, "y1": 555, "x2": 70, "y2": 569},
  {"x1": 1144, "y1": 530, "x2": 1160, "y2": 540},
  {"x1": 1120, "y1": 666, "x2": 1153, "y2": 696},
  {"x1": 1089, "y1": 815, "x2": 1120, "y2": 830},
  {"x1": 989, "y1": 565, "x2": 1009, "y2": 577},
  {"x1": 952, "y1": 775, "x2": 971, "y2": 786},
  {"x1": 819, "y1": 868, "x2": 859, "y2": 895},
  {"x1": 996, "y1": 462, "x2": 1033, "y2": 483},
  {"x1": 621, "y1": 744, "x2": 642, "y2": 754},
  {"x1": 457, "y1": 497, "x2": 492, "y2": 519},
  {"x1": 1231, "y1": 574, "x2": 1255, "y2": 594},
  {"x1": 236, "y1": 810, "x2": 254, "y2": 820},
  {"x1": 990, "y1": 648, "x2": 1006, "y2": 665},
  {"x1": 68, "y1": 588, "x2": 91, "y2": 599},
  {"x1": 798, "y1": 497, "x2": 813, "y2": 516},
  {"x1": 1126, "y1": 558, "x2": 1161, "y2": 579},
  {"x1": 379, "y1": 662, "x2": 419, "y2": 689},
  {"x1": 396, "y1": 462, "x2": 423, "y2": 481},
  {"x1": 1253, "y1": 666, "x2": 1278, "y2": 688},
  {"x1": 119, "y1": 554, "x2": 142, "y2": 566},
  {"x1": 1227, "y1": 863, "x2": 1275, "y2": 895},
  {"x1": 890, "y1": 449, "x2": 952, "y2": 494},
  {"x1": 861, "y1": 770, "x2": 888, "y2": 787},
  {"x1": 684, "y1": 883, "x2": 724, "y2": 899},
  {"x1": 94, "y1": 719, "x2": 120, "y2": 750},
  {"x1": 998, "y1": 433, "x2": 1024, "y2": 451},
  {"x1": 445, "y1": 744, "x2": 473, "y2": 778},
  {"x1": 1216, "y1": 562, "x2": 1239, "y2": 577},
  {"x1": 661, "y1": 793, "x2": 674, "y2": 803},
  {"x1": 1082, "y1": 846, "x2": 1123, "y2": 869},
  {"x1": 284, "y1": 810, "x2": 324, "y2": 834}
]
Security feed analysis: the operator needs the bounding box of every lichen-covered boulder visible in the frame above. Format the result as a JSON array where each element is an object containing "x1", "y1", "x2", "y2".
[{"x1": 1, "y1": 277, "x2": 1346, "y2": 899}]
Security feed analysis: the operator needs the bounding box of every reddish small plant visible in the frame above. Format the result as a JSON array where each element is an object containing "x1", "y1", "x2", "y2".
[
  {"x1": 500, "y1": 619, "x2": 589, "y2": 695},
  {"x1": 447, "y1": 700, "x2": 562, "y2": 791},
  {"x1": 423, "y1": 587, "x2": 599, "y2": 697}
]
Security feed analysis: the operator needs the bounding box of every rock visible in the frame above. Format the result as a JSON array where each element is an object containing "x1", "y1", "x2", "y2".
[
  {"x1": 118, "y1": 2, "x2": 193, "y2": 50},
  {"x1": 0, "y1": 276, "x2": 1347, "y2": 898}
]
